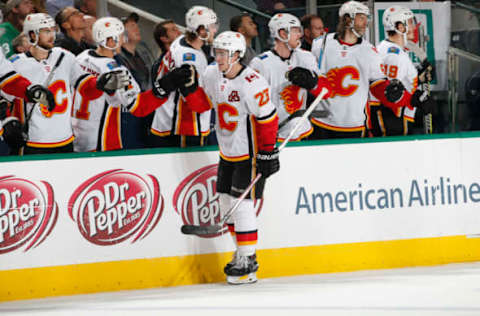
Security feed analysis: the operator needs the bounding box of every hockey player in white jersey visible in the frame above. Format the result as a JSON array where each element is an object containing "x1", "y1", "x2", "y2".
[
  {"x1": 8, "y1": 13, "x2": 131, "y2": 154},
  {"x1": 366, "y1": 5, "x2": 436, "y2": 136},
  {"x1": 310, "y1": 1, "x2": 410, "y2": 139},
  {"x1": 150, "y1": 5, "x2": 217, "y2": 148},
  {"x1": 195, "y1": 31, "x2": 279, "y2": 284},
  {"x1": 72, "y1": 17, "x2": 190, "y2": 152},
  {"x1": 250, "y1": 13, "x2": 331, "y2": 142}
]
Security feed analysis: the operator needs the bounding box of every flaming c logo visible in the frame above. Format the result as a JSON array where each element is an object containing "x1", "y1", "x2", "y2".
[
  {"x1": 280, "y1": 85, "x2": 304, "y2": 114},
  {"x1": 326, "y1": 66, "x2": 360, "y2": 98}
]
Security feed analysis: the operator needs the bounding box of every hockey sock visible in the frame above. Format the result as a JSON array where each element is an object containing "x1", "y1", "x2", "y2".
[{"x1": 233, "y1": 199, "x2": 257, "y2": 256}]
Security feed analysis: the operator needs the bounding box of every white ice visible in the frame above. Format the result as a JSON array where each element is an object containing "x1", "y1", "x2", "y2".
[{"x1": 1, "y1": 262, "x2": 480, "y2": 316}]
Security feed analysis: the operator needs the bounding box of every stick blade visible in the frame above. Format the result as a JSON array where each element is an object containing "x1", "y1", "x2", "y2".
[{"x1": 180, "y1": 224, "x2": 223, "y2": 236}]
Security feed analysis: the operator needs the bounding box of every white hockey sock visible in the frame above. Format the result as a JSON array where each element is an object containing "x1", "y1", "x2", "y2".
[{"x1": 233, "y1": 199, "x2": 257, "y2": 256}]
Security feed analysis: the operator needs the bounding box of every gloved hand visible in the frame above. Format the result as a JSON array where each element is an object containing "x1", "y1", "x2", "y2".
[
  {"x1": 26, "y1": 84, "x2": 56, "y2": 111},
  {"x1": 97, "y1": 69, "x2": 131, "y2": 94},
  {"x1": 153, "y1": 64, "x2": 198, "y2": 98},
  {"x1": 385, "y1": 79, "x2": 405, "y2": 103},
  {"x1": 411, "y1": 89, "x2": 437, "y2": 115},
  {"x1": 287, "y1": 67, "x2": 318, "y2": 90},
  {"x1": 256, "y1": 148, "x2": 280, "y2": 179},
  {"x1": 2, "y1": 117, "x2": 26, "y2": 149},
  {"x1": 417, "y1": 59, "x2": 434, "y2": 84}
]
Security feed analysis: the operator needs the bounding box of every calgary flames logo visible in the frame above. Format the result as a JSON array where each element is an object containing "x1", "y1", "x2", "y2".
[
  {"x1": 326, "y1": 66, "x2": 360, "y2": 98},
  {"x1": 280, "y1": 85, "x2": 304, "y2": 114}
]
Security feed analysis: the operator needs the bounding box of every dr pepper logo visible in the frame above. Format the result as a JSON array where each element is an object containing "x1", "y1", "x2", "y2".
[
  {"x1": 0, "y1": 176, "x2": 58, "y2": 254},
  {"x1": 68, "y1": 169, "x2": 163, "y2": 245},
  {"x1": 173, "y1": 164, "x2": 262, "y2": 238}
]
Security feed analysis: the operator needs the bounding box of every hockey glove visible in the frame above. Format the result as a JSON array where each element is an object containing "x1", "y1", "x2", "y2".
[
  {"x1": 2, "y1": 117, "x2": 26, "y2": 149},
  {"x1": 26, "y1": 84, "x2": 56, "y2": 111},
  {"x1": 97, "y1": 69, "x2": 131, "y2": 94},
  {"x1": 256, "y1": 148, "x2": 280, "y2": 179},
  {"x1": 385, "y1": 79, "x2": 405, "y2": 103},
  {"x1": 287, "y1": 67, "x2": 318, "y2": 90},
  {"x1": 0, "y1": 97, "x2": 9, "y2": 120},
  {"x1": 411, "y1": 89, "x2": 437, "y2": 115},
  {"x1": 417, "y1": 59, "x2": 434, "y2": 84},
  {"x1": 179, "y1": 64, "x2": 199, "y2": 97}
]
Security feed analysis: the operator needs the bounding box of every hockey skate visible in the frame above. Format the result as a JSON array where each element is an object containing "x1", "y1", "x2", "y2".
[
  {"x1": 224, "y1": 254, "x2": 259, "y2": 285},
  {"x1": 224, "y1": 250, "x2": 239, "y2": 273}
]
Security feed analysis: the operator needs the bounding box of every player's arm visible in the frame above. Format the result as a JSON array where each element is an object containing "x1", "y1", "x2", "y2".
[
  {"x1": 176, "y1": 64, "x2": 212, "y2": 113},
  {"x1": 246, "y1": 76, "x2": 279, "y2": 178}
]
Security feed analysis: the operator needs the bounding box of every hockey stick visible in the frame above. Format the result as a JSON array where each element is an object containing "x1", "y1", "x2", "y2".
[
  {"x1": 181, "y1": 88, "x2": 330, "y2": 236},
  {"x1": 278, "y1": 106, "x2": 330, "y2": 130},
  {"x1": 24, "y1": 52, "x2": 65, "y2": 135},
  {"x1": 407, "y1": 34, "x2": 433, "y2": 134}
]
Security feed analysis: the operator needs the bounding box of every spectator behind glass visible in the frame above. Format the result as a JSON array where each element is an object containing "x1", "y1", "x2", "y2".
[
  {"x1": 82, "y1": 14, "x2": 95, "y2": 46},
  {"x1": 45, "y1": 0, "x2": 72, "y2": 19},
  {"x1": 73, "y1": 0, "x2": 95, "y2": 17},
  {"x1": 31, "y1": 0, "x2": 46, "y2": 13},
  {"x1": 115, "y1": 12, "x2": 155, "y2": 150},
  {"x1": 153, "y1": 19, "x2": 181, "y2": 59},
  {"x1": 301, "y1": 14, "x2": 325, "y2": 51},
  {"x1": 0, "y1": 0, "x2": 34, "y2": 57},
  {"x1": 230, "y1": 13, "x2": 258, "y2": 65},
  {"x1": 55, "y1": 6, "x2": 94, "y2": 55},
  {"x1": 11, "y1": 32, "x2": 31, "y2": 53}
]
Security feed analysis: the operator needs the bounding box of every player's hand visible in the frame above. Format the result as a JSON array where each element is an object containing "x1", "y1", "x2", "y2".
[
  {"x1": 287, "y1": 67, "x2": 318, "y2": 90},
  {"x1": 418, "y1": 60, "x2": 434, "y2": 84},
  {"x1": 385, "y1": 79, "x2": 405, "y2": 103},
  {"x1": 26, "y1": 84, "x2": 56, "y2": 111},
  {"x1": 97, "y1": 69, "x2": 131, "y2": 94},
  {"x1": 153, "y1": 64, "x2": 198, "y2": 98},
  {"x1": 2, "y1": 117, "x2": 26, "y2": 149},
  {"x1": 411, "y1": 89, "x2": 437, "y2": 115},
  {"x1": 256, "y1": 148, "x2": 280, "y2": 179}
]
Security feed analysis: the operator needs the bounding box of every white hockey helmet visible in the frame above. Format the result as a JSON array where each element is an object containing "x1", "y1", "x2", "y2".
[
  {"x1": 23, "y1": 13, "x2": 56, "y2": 45},
  {"x1": 213, "y1": 31, "x2": 246, "y2": 58},
  {"x1": 92, "y1": 17, "x2": 124, "y2": 49},
  {"x1": 339, "y1": 1, "x2": 370, "y2": 19},
  {"x1": 185, "y1": 6, "x2": 218, "y2": 33},
  {"x1": 268, "y1": 13, "x2": 302, "y2": 41},
  {"x1": 383, "y1": 6, "x2": 414, "y2": 32}
]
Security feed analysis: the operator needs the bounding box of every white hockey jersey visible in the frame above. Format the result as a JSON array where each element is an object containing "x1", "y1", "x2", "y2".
[
  {"x1": 72, "y1": 49, "x2": 141, "y2": 152},
  {"x1": 8, "y1": 47, "x2": 91, "y2": 147},
  {"x1": 311, "y1": 33, "x2": 386, "y2": 131},
  {"x1": 203, "y1": 64, "x2": 277, "y2": 161},
  {"x1": 151, "y1": 35, "x2": 211, "y2": 137},
  {"x1": 249, "y1": 48, "x2": 317, "y2": 141},
  {"x1": 376, "y1": 40, "x2": 418, "y2": 120}
]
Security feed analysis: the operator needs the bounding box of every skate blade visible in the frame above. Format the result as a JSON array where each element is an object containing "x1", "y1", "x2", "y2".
[{"x1": 226, "y1": 273, "x2": 257, "y2": 285}]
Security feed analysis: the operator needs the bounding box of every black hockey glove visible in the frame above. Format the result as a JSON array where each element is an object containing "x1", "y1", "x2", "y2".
[
  {"x1": 179, "y1": 64, "x2": 199, "y2": 97},
  {"x1": 287, "y1": 67, "x2": 318, "y2": 90},
  {"x1": 256, "y1": 148, "x2": 280, "y2": 179},
  {"x1": 0, "y1": 97, "x2": 9, "y2": 120},
  {"x1": 411, "y1": 89, "x2": 437, "y2": 115},
  {"x1": 385, "y1": 79, "x2": 405, "y2": 103},
  {"x1": 97, "y1": 69, "x2": 131, "y2": 94},
  {"x1": 26, "y1": 84, "x2": 56, "y2": 111},
  {"x1": 153, "y1": 64, "x2": 198, "y2": 98},
  {"x1": 417, "y1": 59, "x2": 434, "y2": 84},
  {"x1": 2, "y1": 117, "x2": 26, "y2": 149}
]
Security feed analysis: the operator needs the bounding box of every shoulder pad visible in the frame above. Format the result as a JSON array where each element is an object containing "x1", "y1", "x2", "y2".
[
  {"x1": 183, "y1": 52, "x2": 196, "y2": 62},
  {"x1": 387, "y1": 46, "x2": 400, "y2": 54},
  {"x1": 258, "y1": 54, "x2": 268, "y2": 60},
  {"x1": 8, "y1": 55, "x2": 19, "y2": 63}
]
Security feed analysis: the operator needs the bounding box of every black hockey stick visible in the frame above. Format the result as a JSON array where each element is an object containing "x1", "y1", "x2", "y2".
[
  {"x1": 278, "y1": 106, "x2": 330, "y2": 130},
  {"x1": 181, "y1": 88, "x2": 330, "y2": 236},
  {"x1": 24, "y1": 52, "x2": 65, "y2": 135}
]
